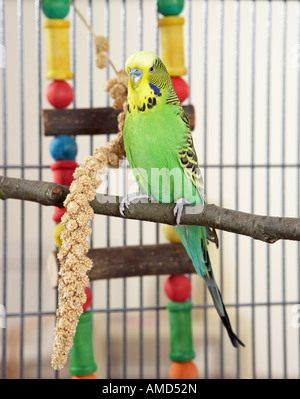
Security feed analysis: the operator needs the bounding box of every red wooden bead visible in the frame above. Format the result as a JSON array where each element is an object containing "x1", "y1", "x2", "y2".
[
  {"x1": 164, "y1": 274, "x2": 191, "y2": 302},
  {"x1": 52, "y1": 207, "x2": 66, "y2": 223},
  {"x1": 83, "y1": 287, "x2": 92, "y2": 312},
  {"x1": 50, "y1": 160, "x2": 78, "y2": 186},
  {"x1": 171, "y1": 76, "x2": 189, "y2": 103},
  {"x1": 51, "y1": 160, "x2": 78, "y2": 223},
  {"x1": 46, "y1": 80, "x2": 74, "y2": 109}
]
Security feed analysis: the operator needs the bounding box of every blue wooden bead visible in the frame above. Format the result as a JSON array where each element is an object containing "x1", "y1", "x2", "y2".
[{"x1": 50, "y1": 135, "x2": 77, "y2": 161}]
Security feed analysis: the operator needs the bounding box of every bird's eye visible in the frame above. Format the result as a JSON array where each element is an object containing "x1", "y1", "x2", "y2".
[{"x1": 149, "y1": 67, "x2": 155, "y2": 73}]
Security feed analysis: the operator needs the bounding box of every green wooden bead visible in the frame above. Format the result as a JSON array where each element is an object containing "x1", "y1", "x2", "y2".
[
  {"x1": 167, "y1": 300, "x2": 195, "y2": 362},
  {"x1": 69, "y1": 311, "x2": 97, "y2": 376},
  {"x1": 158, "y1": 0, "x2": 184, "y2": 16},
  {"x1": 42, "y1": 0, "x2": 70, "y2": 19}
]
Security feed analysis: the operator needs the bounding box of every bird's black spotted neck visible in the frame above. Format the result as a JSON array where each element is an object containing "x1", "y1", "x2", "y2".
[
  {"x1": 127, "y1": 82, "x2": 162, "y2": 115},
  {"x1": 136, "y1": 84, "x2": 161, "y2": 113}
]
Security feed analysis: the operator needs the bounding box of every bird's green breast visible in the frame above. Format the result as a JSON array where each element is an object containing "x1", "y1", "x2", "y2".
[{"x1": 123, "y1": 104, "x2": 198, "y2": 204}]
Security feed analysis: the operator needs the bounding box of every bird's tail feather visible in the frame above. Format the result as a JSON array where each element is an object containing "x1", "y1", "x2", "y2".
[
  {"x1": 206, "y1": 284, "x2": 245, "y2": 348},
  {"x1": 174, "y1": 225, "x2": 244, "y2": 348}
]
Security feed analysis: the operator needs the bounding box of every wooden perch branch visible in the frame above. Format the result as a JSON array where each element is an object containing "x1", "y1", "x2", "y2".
[
  {"x1": 1, "y1": 175, "x2": 300, "y2": 244},
  {"x1": 42, "y1": 105, "x2": 195, "y2": 136},
  {"x1": 47, "y1": 244, "x2": 195, "y2": 287}
]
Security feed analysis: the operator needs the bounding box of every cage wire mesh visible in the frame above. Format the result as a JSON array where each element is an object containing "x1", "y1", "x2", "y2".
[{"x1": 1, "y1": 0, "x2": 300, "y2": 379}]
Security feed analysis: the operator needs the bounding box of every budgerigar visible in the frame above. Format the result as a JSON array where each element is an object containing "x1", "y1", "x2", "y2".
[{"x1": 121, "y1": 50, "x2": 244, "y2": 348}]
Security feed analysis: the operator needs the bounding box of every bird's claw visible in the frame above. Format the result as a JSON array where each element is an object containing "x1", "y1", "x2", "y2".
[
  {"x1": 173, "y1": 198, "x2": 190, "y2": 225},
  {"x1": 119, "y1": 192, "x2": 150, "y2": 216}
]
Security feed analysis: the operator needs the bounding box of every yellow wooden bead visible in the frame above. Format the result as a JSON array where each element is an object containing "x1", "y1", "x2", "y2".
[
  {"x1": 53, "y1": 222, "x2": 64, "y2": 248},
  {"x1": 163, "y1": 225, "x2": 181, "y2": 244},
  {"x1": 158, "y1": 16, "x2": 186, "y2": 76},
  {"x1": 43, "y1": 19, "x2": 73, "y2": 80}
]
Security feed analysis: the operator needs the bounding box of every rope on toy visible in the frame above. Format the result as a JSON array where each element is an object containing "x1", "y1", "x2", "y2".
[{"x1": 70, "y1": 0, "x2": 118, "y2": 74}]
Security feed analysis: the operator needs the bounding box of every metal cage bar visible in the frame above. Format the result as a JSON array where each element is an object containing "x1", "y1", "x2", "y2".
[
  {"x1": 298, "y1": 0, "x2": 300, "y2": 379},
  {"x1": 0, "y1": 0, "x2": 7, "y2": 380}
]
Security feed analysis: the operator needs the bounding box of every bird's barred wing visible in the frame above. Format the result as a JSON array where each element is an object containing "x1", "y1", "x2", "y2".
[
  {"x1": 165, "y1": 87, "x2": 206, "y2": 201},
  {"x1": 177, "y1": 108, "x2": 219, "y2": 248},
  {"x1": 177, "y1": 111, "x2": 206, "y2": 203}
]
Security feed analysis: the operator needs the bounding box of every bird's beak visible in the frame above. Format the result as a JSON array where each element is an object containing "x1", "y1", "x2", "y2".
[{"x1": 129, "y1": 68, "x2": 142, "y2": 89}]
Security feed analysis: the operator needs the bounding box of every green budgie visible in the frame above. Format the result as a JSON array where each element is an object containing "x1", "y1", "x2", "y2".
[{"x1": 121, "y1": 50, "x2": 244, "y2": 348}]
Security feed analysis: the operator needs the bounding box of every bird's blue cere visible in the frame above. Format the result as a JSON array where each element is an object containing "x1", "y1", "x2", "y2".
[
  {"x1": 129, "y1": 68, "x2": 143, "y2": 88},
  {"x1": 129, "y1": 68, "x2": 142, "y2": 78}
]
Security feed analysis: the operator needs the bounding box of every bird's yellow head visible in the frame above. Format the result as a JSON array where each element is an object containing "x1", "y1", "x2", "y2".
[{"x1": 125, "y1": 51, "x2": 171, "y2": 114}]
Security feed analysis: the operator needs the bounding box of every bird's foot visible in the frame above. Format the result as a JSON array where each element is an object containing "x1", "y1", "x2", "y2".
[
  {"x1": 119, "y1": 192, "x2": 150, "y2": 216},
  {"x1": 173, "y1": 198, "x2": 190, "y2": 225}
]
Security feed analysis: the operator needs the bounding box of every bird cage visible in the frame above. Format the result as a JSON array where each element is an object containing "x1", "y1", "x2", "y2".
[{"x1": 1, "y1": 0, "x2": 300, "y2": 380}]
